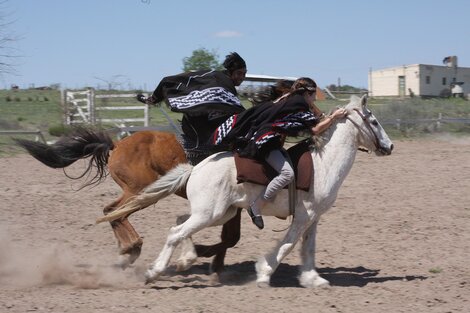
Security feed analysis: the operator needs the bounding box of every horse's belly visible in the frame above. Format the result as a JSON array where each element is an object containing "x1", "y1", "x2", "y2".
[{"x1": 261, "y1": 190, "x2": 291, "y2": 218}]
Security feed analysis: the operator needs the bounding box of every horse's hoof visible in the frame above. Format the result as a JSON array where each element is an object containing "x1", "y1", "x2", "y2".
[
  {"x1": 128, "y1": 251, "x2": 141, "y2": 265},
  {"x1": 144, "y1": 276, "x2": 155, "y2": 285},
  {"x1": 175, "y1": 258, "x2": 195, "y2": 272},
  {"x1": 175, "y1": 263, "x2": 188, "y2": 272},
  {"x1": 116, "y1": 246, "x2": 141, "y2": 270},
  {"x1": 315, "y1": 280, "x2": 330, "y2": 288},
  {"x1": 300, "y1": 280, "x2": 331, "y2": 288},
  {"x1": 144, "y1": 270, "x2": 160, "y2": 285},
  {"x1": 116, "y1": 255, "x2": 132, "y2": 270},
  {"x1": 256, "y1": 280, "x2": 271, "y2": 288},
  {"x1": 299, "y1": 271, "x2": 330, "y2": 288},
  {"x1": 208, "y1": 272, "x2": 220, "y2": 286}
]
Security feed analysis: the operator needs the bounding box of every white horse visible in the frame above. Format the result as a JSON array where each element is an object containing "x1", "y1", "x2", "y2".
[{"x1": 100, "y1": 95, "x2": 393, "y2": 287}]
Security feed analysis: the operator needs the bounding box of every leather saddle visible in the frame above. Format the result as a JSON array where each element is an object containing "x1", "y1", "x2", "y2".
[{"x1": 234, "y1": 139, "x2": 313, "y2": 191}]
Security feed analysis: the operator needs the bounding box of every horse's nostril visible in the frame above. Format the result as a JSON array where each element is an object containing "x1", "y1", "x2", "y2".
[{"x1": 390, "y1": 144, "x2": 394, "y2": 151}]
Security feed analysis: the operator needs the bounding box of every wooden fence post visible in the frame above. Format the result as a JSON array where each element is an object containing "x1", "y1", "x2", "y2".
[{"x1": 89, "y1": 88, "x2": 95, "y2": 125}]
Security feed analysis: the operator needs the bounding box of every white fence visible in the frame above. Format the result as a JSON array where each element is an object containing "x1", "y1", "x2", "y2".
[
  {"x1": 382, "y1": 113, "x2": 470, "y2": 130},
  {"x1": 0, "y1": 130, "x2": 46, "y2": 143},
  {"x1": 62, "y1": 89, "x2": 149, "y2": 127}
]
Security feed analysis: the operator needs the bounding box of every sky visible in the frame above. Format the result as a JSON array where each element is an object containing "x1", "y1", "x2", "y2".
[{"x1": 1, "y1": 0, "x2": 469, "y2": 90}]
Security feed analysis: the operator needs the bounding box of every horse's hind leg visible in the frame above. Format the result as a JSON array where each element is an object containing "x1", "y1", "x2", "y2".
[
  {"x1": 104, "y1": 196, "x2": 143, "y2": 269},
  {"x1": 145, "y1": 214, "x2": 213, "y2": 284},
  {"x1": 199, "y1": 208, "x2": 242, "y2": 273},
  {"x1": 175, "y1": 208, "x2": 242, "y2": 274},
  {"x1": 175, "y1": 214, "x2": 198, "y2": 272},
  {"x1": 112, "y1": 220, "x2": 143, "y2": 267}
]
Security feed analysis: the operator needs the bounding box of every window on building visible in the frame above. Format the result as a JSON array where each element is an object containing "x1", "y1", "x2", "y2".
[
  {"x1": 442, "y1": 77, "x2": 447, "y2": 85},
  {"x1": 452, "y1": 77, "x2": 456, "y2": 83},
  {"x1": 426, "y1": 76, "x2": 431, "y2": 84}
]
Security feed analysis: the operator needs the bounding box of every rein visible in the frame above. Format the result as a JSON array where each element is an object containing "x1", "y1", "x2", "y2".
[{"x1": 346, "y1": 108, "x2": 383, "y2": 153}]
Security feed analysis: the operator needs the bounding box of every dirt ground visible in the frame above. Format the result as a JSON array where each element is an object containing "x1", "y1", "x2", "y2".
[{"x1": 0, "y1": 137, "x2": 469, "y2": 313}]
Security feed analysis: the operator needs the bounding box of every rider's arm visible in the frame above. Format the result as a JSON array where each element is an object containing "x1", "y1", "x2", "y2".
[{"x1": 311, "y1": 108, "x2": 347, "y2": 135}]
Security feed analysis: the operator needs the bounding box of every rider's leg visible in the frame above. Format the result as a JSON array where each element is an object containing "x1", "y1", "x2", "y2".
[{"x1": 249, "y1": 149, "x2": 294, "y2": 229}]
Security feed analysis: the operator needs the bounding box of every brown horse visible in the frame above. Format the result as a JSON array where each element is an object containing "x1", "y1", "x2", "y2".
[{"x1": 14, "y1": 128, "x2": 241, "y2": 272}]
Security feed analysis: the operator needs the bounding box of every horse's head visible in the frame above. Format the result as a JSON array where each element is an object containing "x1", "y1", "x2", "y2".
[{"x1": 345, "y1": 95, "x2": 394, "y2": 156}]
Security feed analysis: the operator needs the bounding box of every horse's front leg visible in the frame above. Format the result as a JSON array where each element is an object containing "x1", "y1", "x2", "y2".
[
  {"x1": 298, "y1": 219, "x2": 329, "y2": 288},
  {"x1": 256, "y1": 209, "x2": 310, "y2": 287}
]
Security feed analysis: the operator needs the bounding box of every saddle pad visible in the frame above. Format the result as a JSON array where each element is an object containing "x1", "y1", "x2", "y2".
[{"x1": 234, "y1": 140, "x2": 313, "y2": 191}]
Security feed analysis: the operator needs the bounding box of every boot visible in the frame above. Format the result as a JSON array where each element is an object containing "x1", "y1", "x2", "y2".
[{"x1": 247, "y1": 207, "x2": 264, "y2": 230}]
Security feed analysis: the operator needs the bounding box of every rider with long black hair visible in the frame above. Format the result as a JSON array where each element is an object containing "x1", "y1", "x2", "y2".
[
  {"x1": 212, "y1": 77, "x2": 347, "y2": 229},
  {"x1": 139, "y1": 52, "x2": 247, "y2": 164}
]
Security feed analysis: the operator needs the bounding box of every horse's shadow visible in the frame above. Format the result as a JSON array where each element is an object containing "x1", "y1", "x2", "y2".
[
  {"x1": 151, "y1": 261, "x2": 427, "y2": 289},
  {"x1": 316, "y1": 266, "x2": 427, "y2": 288}
]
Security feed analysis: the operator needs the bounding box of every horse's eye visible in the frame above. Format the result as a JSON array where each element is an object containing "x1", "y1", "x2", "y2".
[{"x1": 371, "y1": 120, "x2": 379, "y2": 126}]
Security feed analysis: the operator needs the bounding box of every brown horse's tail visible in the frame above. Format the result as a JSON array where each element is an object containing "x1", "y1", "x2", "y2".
[{"x1": 14, "y1": 126, "x2": 114, "y2": 188}]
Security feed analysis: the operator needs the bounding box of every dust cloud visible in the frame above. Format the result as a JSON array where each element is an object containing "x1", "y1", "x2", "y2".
[{"x1": 0, "y1": 226, "x2": 139, "y2": 289}]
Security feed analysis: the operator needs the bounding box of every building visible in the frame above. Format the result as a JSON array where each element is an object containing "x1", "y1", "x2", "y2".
[{"x1": 368, "y1": 56, "x2": 470, "y2": 98}]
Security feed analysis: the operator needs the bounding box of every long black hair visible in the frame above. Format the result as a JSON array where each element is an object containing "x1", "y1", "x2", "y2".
[
  {"x1": 273, "y1": 77, "x2": 317, "y2": 103},
  {"x1": 290, "y1": 77, "x2": 317, "y2": 95},
  {"x1": 223, "y1": 52, "x2": 246, "y2": 74},
  {"x1": 250, "y1": 79, "x2": 294, "y2": 105}
]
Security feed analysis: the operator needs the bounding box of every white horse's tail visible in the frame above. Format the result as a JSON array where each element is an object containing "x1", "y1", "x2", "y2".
[{"x1": 96, "y1": 164, "x2": 193, "y2": 224}]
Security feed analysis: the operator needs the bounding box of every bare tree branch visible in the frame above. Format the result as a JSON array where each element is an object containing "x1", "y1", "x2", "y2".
[
  {"x1": 0, "y1": 0, "x2": 20, "y2": 75},
  {"x1": 93, "y1": 75, "x2": 131, "y2": 90}
]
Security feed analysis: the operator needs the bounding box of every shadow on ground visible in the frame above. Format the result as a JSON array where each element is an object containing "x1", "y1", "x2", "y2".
[{"x1": 149, "y1": 261, "x2": 427, "y2": 289}]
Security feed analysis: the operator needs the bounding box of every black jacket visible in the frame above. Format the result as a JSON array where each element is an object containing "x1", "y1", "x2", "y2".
[
  {"x1": 151, "y1": 69, "x2": 244, "y2": 115},
  {"x1": 212, "y1": 95, "x2": 318, "y2": 158}
]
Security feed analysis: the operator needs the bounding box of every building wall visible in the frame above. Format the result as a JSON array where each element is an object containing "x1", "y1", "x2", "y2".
[
  {"x1": 369, "y1": 64, "x2": 470, "y2": 97},
  {"x1": 369, "y1": 65, "x2": 420, "y2": 97},
  {"x1": 418, "y1": 64, "x2": 470, "y2": 96}
]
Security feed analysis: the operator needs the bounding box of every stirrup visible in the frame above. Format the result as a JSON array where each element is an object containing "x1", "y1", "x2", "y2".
[{"x1": 247, "y1": 207, "x2": 264, "y2": 230}]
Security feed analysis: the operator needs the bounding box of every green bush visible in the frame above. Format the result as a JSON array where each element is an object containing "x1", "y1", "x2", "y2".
[{"x1": 48, "y1": 124, "x2": 74, "y2": 137}]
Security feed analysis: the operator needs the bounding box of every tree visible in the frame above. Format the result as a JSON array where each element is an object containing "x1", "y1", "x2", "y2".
[
  {"x1": 326, "y1": 84, "x2": 365, "y2": 92},
  {"x1": 93, "y1": 75, "x2": 130, "y2": 90},
  {"x1": 0, "y1": 1, "x2": 18, "y2": 75},
  {"x1": 182, "y1": 48, "x2": 223, "y2": 72}
]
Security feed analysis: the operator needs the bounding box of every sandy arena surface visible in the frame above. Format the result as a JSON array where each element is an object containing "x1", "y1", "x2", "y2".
[{"x1": 1, "y1": 137, "x2": 469, "y2": 313}]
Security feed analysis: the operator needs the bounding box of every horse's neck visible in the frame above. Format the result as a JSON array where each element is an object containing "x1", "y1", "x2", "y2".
[{"x1": 312, "y1": 120, "x2": 358, "y2": 194}]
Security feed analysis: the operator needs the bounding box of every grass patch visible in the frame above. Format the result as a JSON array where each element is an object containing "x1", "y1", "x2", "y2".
[
  {"x1": 1, "y1": 89, "x2": 469, "y2": 156},
  {"x1": 429, "y1": 267, "x2": 443, "y2": 274}
]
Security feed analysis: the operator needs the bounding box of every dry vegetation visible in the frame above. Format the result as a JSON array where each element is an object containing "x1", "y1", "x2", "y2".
[{"x1": 1, "y1": 89, "x2": 469, "y2": 155}]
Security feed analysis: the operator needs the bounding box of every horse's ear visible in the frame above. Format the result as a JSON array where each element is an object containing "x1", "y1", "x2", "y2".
[{"x1": 360, "y1": 94, "x2": 368, "y2": 107}]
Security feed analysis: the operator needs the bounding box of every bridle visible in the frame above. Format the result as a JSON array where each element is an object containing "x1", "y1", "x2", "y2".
[{"x1": 347, "y1": 108, "x2": 387, "y2": 154}]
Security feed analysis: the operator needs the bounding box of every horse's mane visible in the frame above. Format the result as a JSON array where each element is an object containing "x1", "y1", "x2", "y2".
[
  {"x1": 311, "y1": 96, "x2": 362, "y2": 152},
  {"x1": 311, "y1": 108, "x2": 339, "y2": 152}
]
